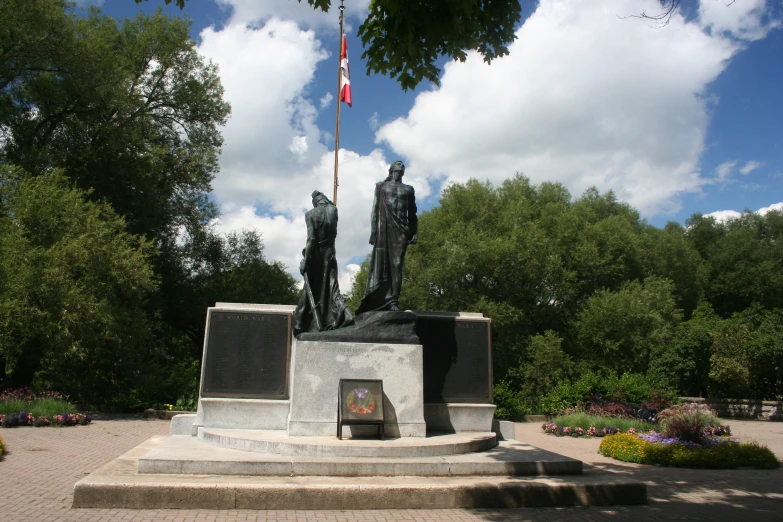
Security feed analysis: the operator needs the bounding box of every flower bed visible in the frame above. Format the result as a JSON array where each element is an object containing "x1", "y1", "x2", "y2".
[
  {"x1": 599, "y1": 432, "x2": 779, "y2": 469},
  {"x1": 542, "y1": 412, "x2": 656, "y2": 437},
  {"x1": 0, "y1": 411, "x2": 91, "y2": 427},
  {"x1": 543, "y1": 419, "x2": 731, "y2": 439},
  {"x1": 1, "y1": 387, "x2": 90, "y2": 428}
]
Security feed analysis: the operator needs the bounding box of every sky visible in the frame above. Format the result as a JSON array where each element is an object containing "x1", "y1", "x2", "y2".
[{"x1": 85, "y1": 0, "x2": 782, "y2": 290}]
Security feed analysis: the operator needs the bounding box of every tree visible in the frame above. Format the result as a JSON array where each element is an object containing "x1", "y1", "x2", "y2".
[
  {"x1": 1, "y1": 1, "x2": 230, "y2": 243},
  {"x1": 641, "y1": 221, "x2": 706, "y2": 318},
  {"x1": 135, "y1": 0, "x2": 523, "y2": 90},
  {"x1": 373, "y1": 174, "x2": 650, "y2": 387},
  {"x1": 650, "y1": 302, "x2": 720, "y2": 396},
  {"x1": 1, "y1": 2, "x2": 299, "y2": 406},
  {"x1": 0, "y1": 168, "x2": 157, "y2": 403},
  {"x1": 685, "y1": 211, "x2": 783, "y2": 316},
  {"x1": 708, "y1": 305, "x2": 783, "y2": 400},
  {"x1": 576, "y1": 277, "x2": 682, "y2": 374}
]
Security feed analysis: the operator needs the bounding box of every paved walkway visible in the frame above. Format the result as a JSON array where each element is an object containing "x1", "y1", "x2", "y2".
[{"x1": 0, "y1": 415, "x2": 781, "y2": 521}]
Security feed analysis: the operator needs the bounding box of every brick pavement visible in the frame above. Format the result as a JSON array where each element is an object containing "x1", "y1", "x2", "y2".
[{"x1": 0, "y1": 415, "x2": 781, "y2": 521}]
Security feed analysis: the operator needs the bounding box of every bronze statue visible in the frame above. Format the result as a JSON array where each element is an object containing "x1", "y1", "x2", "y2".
[
  {"x1": 356, "y1": 161, "x2": 418, "y2": 313},
  {"x1": 293, "y1": 191, "x2": 354, "y2": 335}
]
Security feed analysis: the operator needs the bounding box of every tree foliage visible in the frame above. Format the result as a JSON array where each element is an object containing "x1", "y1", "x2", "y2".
[
  {"x1": 0, "y1": 1, "x2": 298, "y2": 407},
  {"x1": 135, "y1": 0, "x2": 523, "y2": 90},
  {"x1": 1, "y1": 0, "x2": 230, "y2": 241},
  {"x1": 0, "y1": 168, "x2": 157, "y2": 402},
  {"x1": 348, "y1": 174, "x2": 783, "y2": 414}
]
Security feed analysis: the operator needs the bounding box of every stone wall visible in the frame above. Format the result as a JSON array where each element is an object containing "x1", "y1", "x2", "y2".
[{"x1": 681, "y1": 397, "x2": 783, "y2": 420}]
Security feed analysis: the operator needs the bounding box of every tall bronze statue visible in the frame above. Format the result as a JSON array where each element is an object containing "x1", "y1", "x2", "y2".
[
  {"x1": 293, "y1": 191, "x2": 354, "y2": 335},
  {"x1": 357, "y1": 161, "x2": 418, "y2": 313}
]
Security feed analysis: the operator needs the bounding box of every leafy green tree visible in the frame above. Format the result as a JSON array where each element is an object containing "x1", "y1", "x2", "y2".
[
  {"x1": 575, "y1": 276, "x2": 682, "y2": 374},
  {"x1": 0, "y1": 168, "x2": 157, "y2": 402},
  {"x1": 650, "y1": 303, "x2": 720, "y2": 396},
  {"x1": 641, "y1": 222, "x2": 706, "y2": 318},
  {"x1": 1, "y1": 1, "x2": 230, "y2": 243},
  {"x1": 706, "y1": 212, "x2": 783, "y2": 315},
  {"x1": 518, "y1": 331, "x2": 571, "y2": 402},
  {"x1": 1, "y1": 2, "x2": 301, "y2": 406},
  {"x1": 137, "y1": 0, "x2": 522, "y2": 91},
  {"x1": 346, "y1": 258, "x2": 370, "y2": 313},
  {"x1": 708, "y1": 305, "x2": 783, "y2": 400}
]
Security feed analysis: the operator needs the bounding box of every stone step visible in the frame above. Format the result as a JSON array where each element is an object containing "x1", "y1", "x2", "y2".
[
  {"x1": 199, "y1": 428, "x2": 498, "y2": 458},
  {"x1": 139, "y1": 435, "x2": 582, "y2": 477},
  {"x1": 74, "y1": 437, "x2": 646, "y2": 510}
]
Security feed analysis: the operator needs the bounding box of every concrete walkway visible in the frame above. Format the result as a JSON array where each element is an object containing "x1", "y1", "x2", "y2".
[{"x1": 0, "y1": 415, "x2": 781, "y2": 521}]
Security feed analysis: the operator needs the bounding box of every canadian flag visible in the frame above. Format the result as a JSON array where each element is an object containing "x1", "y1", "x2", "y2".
[{"x1": 340, "y1": 34, "x2": 352, "y2": 107}]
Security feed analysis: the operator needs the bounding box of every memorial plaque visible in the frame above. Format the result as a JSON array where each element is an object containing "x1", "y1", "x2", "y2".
[
  {"x1": 337, "y1": 378, "x2": 385, "y2": 439},
  {"x1": 416, "y1": 314, "x2": 492, "y2": 403},
  {"x1": 200, "y1": 309, "x2": 291, "y2": 398}
]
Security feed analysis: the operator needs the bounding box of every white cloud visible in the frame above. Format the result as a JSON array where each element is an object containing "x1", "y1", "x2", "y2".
[
  {"x1": 699, "y1": 0, "x2": 781, "y2": 41},
  {"x1": 217, "y1": 0, "x2": 370, "y2": 30},
  {"x1": 198, "y1": 20, "x2": 329, "y2": 212},
  {"x1": 739, "y1": 160, "x2": 764, "y2": 175},
  {"x1": 705, "y1": 201, "x2": 783, "y2": 222},
  {"x1": 758, "y1": 202, "x2": 783, "y2": 215},
  {"x1": 212, "y1": 149, "x2": 426, "y2": 283},
  {"x1": 704, "y1": 209, "x2": 742, "y2": 223},
  {"x1": 197, "y1": 0, "x2": 777, "y2": 289},
  {"x1": 715, "y1": 160, "x2": 737, "y2": 181},
  {"x1": 319, "y1": 92, "x2": 333, "y2": 110},
  {"x1": 197, "y1": 15, "x2": 431, "y2": 285},
  {"x1": 374, "y1": 0, "x2": 772, "y2": 216},
  {"x1": 368, "y1": 112, "x2": 379, "y2": 130},
  {"x1": 341, "y1": 263, "x2": 361, "y2": 298}
]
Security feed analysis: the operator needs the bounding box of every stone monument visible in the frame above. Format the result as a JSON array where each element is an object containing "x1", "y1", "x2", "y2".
[{"x1": 74, "y1": 177, "x2": 646, "y2": 510}]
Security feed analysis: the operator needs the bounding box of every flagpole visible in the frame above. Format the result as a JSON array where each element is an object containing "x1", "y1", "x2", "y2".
[{"x1": 333, "y1": 1, "x2": 345, "y2": 205}]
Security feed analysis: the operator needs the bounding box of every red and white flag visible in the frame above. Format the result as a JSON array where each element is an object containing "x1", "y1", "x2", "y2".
[{"x1": 340, "y1": 33, "x2": 352, "y2": 107}]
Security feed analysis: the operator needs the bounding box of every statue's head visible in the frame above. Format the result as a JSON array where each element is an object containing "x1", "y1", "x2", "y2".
[
  {"x1": 311, "y1": 190, "x2": 332, "y2": 207},
  {"x1": 388, "y1": 160, "x2": 405, "y2": 182}
]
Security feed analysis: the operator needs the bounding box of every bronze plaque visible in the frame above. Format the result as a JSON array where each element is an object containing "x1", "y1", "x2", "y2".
[
  {"x1": 417, "y1": 314, "x2": 492, "y2": 403},
  {"x1": 201, "y1": 310, "x2": 291, "y2": 398}
]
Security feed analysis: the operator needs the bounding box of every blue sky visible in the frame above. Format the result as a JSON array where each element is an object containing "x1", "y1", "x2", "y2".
[{"x1": 87, "y1": 0, "x2": 782, "y2": 285}]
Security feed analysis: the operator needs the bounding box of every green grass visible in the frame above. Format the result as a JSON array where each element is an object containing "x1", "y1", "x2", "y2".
[
  {"x1": 600, "y1": 433, "x2": 779, "y2": 469},
  {"x1": 0, "y1": 398, "x2": 77, "y2": 417},
  {"x1": 551, "y1": 413, "x2": 653, "y2": 432}
]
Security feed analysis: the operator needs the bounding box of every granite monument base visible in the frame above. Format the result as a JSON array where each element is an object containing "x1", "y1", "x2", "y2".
[
  {"x1": 423, "y1": 403, "x2": 497, "y2": 433},
  {"x1": 287, "y1": 339, "x2": 426, "y2": 437}
]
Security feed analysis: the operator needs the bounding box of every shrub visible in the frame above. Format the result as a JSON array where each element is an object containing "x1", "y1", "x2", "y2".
[
  {"x1": 0, "y1": 434, "x2": 4, "y2": 457},
  {"x1": 657, "y1": 403, "x2": 718, "y2": 443},
  {"x1": 539, "y1": 372, "x2": 678, "y2": 414},
  {"x1": 493, "y1": 380, "x2": 533, "y2": 420},
  {"x1": 599, "y1": 433, "x2": 779, "y2": 469}
]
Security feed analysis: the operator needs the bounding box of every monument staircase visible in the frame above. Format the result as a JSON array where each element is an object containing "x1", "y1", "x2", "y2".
[{"x1": 73, "y1": 303, "x2": 646, "y2": 510}]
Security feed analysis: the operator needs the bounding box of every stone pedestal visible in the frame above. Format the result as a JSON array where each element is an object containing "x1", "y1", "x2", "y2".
[
  {"x1": 423, "y1": 403, "x2": 497, "y2": 432},
  {"x1": 287, "y1": 339, "x2": 427, "y2": 437}
]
